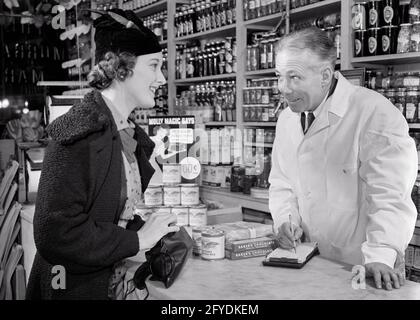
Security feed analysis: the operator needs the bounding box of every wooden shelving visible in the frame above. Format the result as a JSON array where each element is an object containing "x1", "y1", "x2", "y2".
[
  {"x1": 243, "y1": 0, "x2": 341, "y2": 27},
  {"x1": 352, "y1": 52, "x2": 420, "y2": 65},
  {"x1": 290, "y1": 0, "x2": 341, "y2": 20},
  {"x1": 409, "y1": 124, "x2": 420, "y2": 129},
  {"x1": 245, "y1": 69, "x2": 277, "y2": 77},
  {"x1": 134, "y1": 0, "x2": 168, "y2": 16},
  {"x1": 174, "y1": 73, "x2": 237, "y2": 85},
  {"x1": 37, "y1": 81, "x2": 89, "y2": 87},
  {"x1": 204, "y1": 122, "x2": 237, "y2": 126},
  {"x1": 244, "y1": 142, "x2": 274, "y2": 148},
  {"x1": 174, "y1": 24, "x2": 236, "y2": 42},
  {"x1": 243, "y1": 122, "x2": 277, "y2": 127}
]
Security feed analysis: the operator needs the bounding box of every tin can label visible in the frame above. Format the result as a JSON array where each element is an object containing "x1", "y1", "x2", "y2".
[
  {"x1": 163, "y1": 164, "x2": 181, "y2": 185},
  {"x1": 180, "y1": 185, "x2": 200, "y2": 206},
  {"x1": 163, "y1": 187, "x2": 181, "y2": 206},
  {"x1": 382, "y1": 35, "x2": 390, "y2": 52},
  {"x1": 383, "y1": 6, "x2": 394, "y2": 24},
  {"x1": 368, "y1": 37, "x2": 377, "y2": 54},
  {"x1": 172, "y1": 207, "x2": 189, "y2": 226},
  {"x1": 189, "y1": 206, "x2": 207, "y2": 227},
  {"x1": 144, "y1": 186, "x2": 163, "y2": 206},
  {"x1": 352, "y1": 4, "x2": 366, "y2": 30},
  {"x1": 201, "y1": 232, "x2": 225, "y2": 260},
  {"x1": 355, "y1": 39, "x2": 362, "y2": 55},
  {"x1": 369, "y1": 9, "x2": 378, "y2": 26}
]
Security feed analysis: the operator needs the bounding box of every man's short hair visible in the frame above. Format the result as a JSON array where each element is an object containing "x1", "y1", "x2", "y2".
[{"x1": 275, "y1": 27, "x2": 337, "y2": 69}]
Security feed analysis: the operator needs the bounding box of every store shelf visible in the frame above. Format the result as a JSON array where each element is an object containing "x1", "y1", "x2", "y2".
[
  {"x1": 174, "y1": 73, "x2": 236, "y2": 84},
  {"x1": 243, "y1": 0, "x2": 341, "y2": 27},
  {"x1": 409, "y1": 124, "x2": 420, "y2": 129},
  {"x1": 204, "y1": 122, "x2": 237, "y2": 126},
  {"x1": 416, "y1": 219, "x2": 420, "y2": 228},
  {"x1": 37, "y1": 81, "x2": 89, "y2": 87},
  {"x1": 245, "y1": 69, "x2": 277, "y2": 77},
  {"x1": 174, "y1": 24, "x2": 236, "y2": 42},
  {"x1": 244, "y1": 142, "x2": 274, "y2": 148},
  {"x1": 134, "y1": 0, "x2": 167, "y2": 16},
  {"x1": 352, "y1": 52, "x2": 420, "y2": 65},
  {"x1": 244, "y1": 11, "x2": 286, "y2": 28},
  {"x1": 243, "y1": 122, "x2": 277, "y2": 127},
  {"x1": 290, "y1": 0, "x2": 341, "y2": 20},
  {"x1": 200, "y1": 185, "x2": 269, "y2": 213}
]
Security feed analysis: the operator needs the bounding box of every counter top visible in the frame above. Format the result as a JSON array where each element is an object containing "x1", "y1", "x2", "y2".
[{"x1": 127, "y1": 254, "x2": 420, "y2": 300}]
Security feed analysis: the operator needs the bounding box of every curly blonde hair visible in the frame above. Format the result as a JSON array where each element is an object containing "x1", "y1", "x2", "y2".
[{"x1": 87, "y1": 52, "x2": 137, "y2": 90}]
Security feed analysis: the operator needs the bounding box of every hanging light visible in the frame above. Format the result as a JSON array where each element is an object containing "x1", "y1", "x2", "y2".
[
  {"x1": 22, "y1": 108, "x2": 29, "y2": 114},
  {"x1": 1, "y1": 98, "x2": 10, "y2": 108}
]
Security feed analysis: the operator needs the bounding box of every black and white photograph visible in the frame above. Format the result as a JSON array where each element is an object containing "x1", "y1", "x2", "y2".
[{"x1": 1, "y1": 0, "x2": 420, "y2": 310}]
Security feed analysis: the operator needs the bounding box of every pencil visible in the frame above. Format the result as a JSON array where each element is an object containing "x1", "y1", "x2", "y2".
[{"x1": 289, "y1": 214, "x2": 296, "y2": 253}]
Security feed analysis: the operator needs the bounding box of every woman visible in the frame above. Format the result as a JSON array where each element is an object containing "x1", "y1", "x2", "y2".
[{"x1": 26, "y1": 9, "x2": 178, "y2": 300}]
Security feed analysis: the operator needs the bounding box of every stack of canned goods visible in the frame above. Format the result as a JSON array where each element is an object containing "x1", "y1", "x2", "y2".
[
  {"x1": 96, "y1": 0, "x2": 119, "y2": 11},
  {"x1": 243, "y1": 0, "x2": 287, "y2": 21},
  {"x1": 352, "y1": 0, "x2": 420, "y2": 56},
  {"x1": 175, "y1": 0, "x2": 236, "y2": 37},
  {"x1": 365, "y1": 68, "x2": 420, "y2": 123},
  {"x1": 192, "y1": 226, "x2": 226, "y2": 259},
  {"x1": 139, "y1": 163, "x2": 207, "y2": 227},
  {"x1": 243, "y1": 77, "x2": 282, "y2": 122},
  {"x1": 121, "y1": 0, "x2": 161, "y2": 10},
  {"x1": 175, "y1": 37, "x2": 237, "y2": 79},
  {"x1": 142, "y1": 11, "x2": 168, "y2": 42}
]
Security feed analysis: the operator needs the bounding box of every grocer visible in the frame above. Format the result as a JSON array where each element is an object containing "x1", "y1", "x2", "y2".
[{"x1": 269, "y1": 27, "x2": 418, "y2": 291}]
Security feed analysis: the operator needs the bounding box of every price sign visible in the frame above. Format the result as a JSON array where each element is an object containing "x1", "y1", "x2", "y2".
[{"x1": 180, "y1": 157, "x2": 201, "y2": 180}]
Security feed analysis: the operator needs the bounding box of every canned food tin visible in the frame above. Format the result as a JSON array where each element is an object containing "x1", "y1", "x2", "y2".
[
  {"x1": 189, "y1": 204, "x2": 207, "y2": 227},
  {"x1": 201, "y1": 229, "x2": 225, "y2": 260},
  {"x1": 134, "y1": 205, "x2": 154, "y2": 221},
  {"x1": 367, "y1": 27, "x2": 381, "y2": 55},
  {"x1": 382, "y1": 0, "x2": 399, "y2": 26},
  {"x1": 144, "y1": 185, "x2": 163, "y2": 206},
  {"x1": 163, "y1": 184, "x2": 181, "y2": 206},
  {"x1": 368, "y1": 0, "x2": 382, "y2": 28},
  {"x1": 171, "y1": 206, "x2": 189, "y2": 226},
  {"x1": 180, "y1": 183, "x2": 200, "y2": 206},
  {"x1": 352, "y1": 2, "x2": 367, "y2": 30},
  {"x1": 162, "y1": 163, "x2": 181, "y2": 185},
  {"x1": 192, "y1": 226, "x2": 212, "y2": 256},
  {"x1": 381, "y1": 25, "x2": 398, "y2": 54}
]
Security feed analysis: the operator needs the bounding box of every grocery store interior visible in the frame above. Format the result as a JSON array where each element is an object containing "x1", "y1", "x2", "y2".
[{"x1": 1, "y1": 0, "x2": 420, "y2": 300}]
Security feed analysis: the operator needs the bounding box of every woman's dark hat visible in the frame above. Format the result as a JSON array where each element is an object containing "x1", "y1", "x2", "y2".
[{"x1": 91, "y1": 9, "x2": 162, "y2": 61}]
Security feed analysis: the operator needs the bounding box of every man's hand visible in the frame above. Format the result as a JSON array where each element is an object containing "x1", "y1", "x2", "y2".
[
  {"x1": 365, "y1": 262, "x2": 405, "y2": 290},
  {"x1": 276, "y1": 222, "x2": 303, "y2": 249}
]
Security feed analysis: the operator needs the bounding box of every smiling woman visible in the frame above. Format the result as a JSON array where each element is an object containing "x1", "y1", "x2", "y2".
[{"x1": 26, "y1": 9, "x2": 177, "y2": 300}]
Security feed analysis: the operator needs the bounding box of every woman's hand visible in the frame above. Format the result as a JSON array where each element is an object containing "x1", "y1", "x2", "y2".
[{"x1": 137, "y1": 213, "x2": 179, "y2": 251}]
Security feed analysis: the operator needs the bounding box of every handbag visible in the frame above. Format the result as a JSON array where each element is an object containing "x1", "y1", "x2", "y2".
[{"x1": 127, "y1": 216, "x2": 193, "y2": 290}]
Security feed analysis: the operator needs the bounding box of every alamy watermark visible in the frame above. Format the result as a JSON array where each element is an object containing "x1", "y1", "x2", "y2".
[{"x1": 51, "y1": 265, "x2": 66, "y2": 290}]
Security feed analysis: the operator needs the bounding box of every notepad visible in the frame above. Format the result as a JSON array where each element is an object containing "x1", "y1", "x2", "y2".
[{"x1": 263, "y1": 242, "x2": 319, "y2": 269}]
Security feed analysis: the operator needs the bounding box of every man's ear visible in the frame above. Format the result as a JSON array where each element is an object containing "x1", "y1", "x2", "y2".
[{"x1": 321, "y1": 64, "x2": 334, "y2": 88}]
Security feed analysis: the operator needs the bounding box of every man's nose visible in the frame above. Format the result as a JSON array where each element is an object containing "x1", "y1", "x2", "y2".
[{"x1": 278, "y1": 79, "x2": 292, "y2": 95}]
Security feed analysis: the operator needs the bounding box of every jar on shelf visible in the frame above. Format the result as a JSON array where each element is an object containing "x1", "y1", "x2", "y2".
[
  {"x1": 397, "y1": 23, "x2": 413, "y2": 53},
  {"x1": 406, "y1": 88, "x2": 419, "y2": 123},
  {"x1": 266, "y1": 39, "x2": 275, "y2": 69},
  {"x1": 246, "y1": 45, "x2": 252, "y2": 71},
  {"x1": 410, "y1": 21, "x2": 420, "y2": 52},
  {"x1": 260, "y1": 39, "x2": 268, "y2": 69},
  {"x1": 395, "y1": 87, "x2": 407, "y2": 116},
  {"x1": 250, "y1": 44, "x2": 260, "y2": 71},
  {"x1": 409, "y1": 0, "x2": 420, "y2": 23},
  {"x1": 381, "y1": 25, "x2": 398, "y2": 54},
  {"x1": 262, "y1": 88, "x2": 270, "y2": 104},
  {"x1": 403, "y1": 72, "x2": 420, "y2": 87},
  {"x1": 400, "y1": 1, "x2": 411, "y2": 24}
]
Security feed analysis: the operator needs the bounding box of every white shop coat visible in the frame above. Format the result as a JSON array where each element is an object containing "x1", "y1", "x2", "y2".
[{"x1": 269, "y1": 72, "x2": 418, "y2": 268}]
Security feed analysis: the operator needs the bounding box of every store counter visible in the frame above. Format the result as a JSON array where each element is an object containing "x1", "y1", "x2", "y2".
[{"x1": 126, "y1": 254, "x2": 420, "y2": 300}]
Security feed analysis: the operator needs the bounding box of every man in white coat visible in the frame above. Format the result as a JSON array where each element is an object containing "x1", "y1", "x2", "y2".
[{"x1": 269, "y1": 27, "x2": 418, "y2": 291}]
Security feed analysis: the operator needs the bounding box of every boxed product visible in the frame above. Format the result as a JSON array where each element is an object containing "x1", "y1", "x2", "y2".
[{"x1": 212, "y1": 221, "x2": 274, "y2": 242}]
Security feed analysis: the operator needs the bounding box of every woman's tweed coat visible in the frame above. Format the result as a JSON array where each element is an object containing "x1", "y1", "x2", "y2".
[{"x1": 26, "y1": 90, "x2": 155, "y2": 299}]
